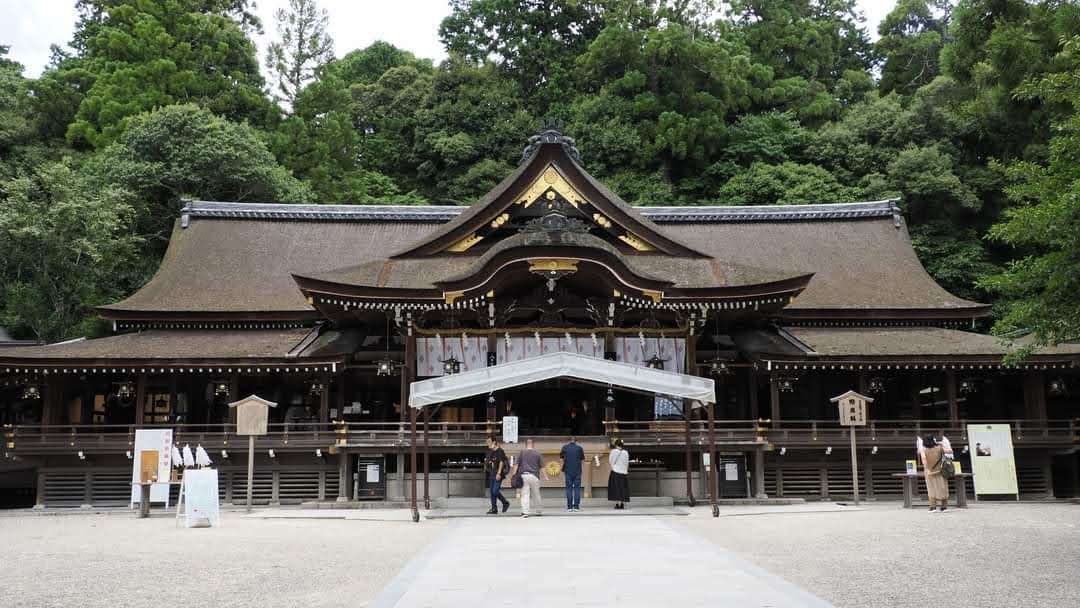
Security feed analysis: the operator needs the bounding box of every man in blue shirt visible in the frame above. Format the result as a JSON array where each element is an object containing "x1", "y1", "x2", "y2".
[{"x1": 560, "y1": 436, "x2": 586, "y2": 512}]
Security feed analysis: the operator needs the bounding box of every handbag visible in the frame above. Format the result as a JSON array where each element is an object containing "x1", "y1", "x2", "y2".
[{"x1": 511, "y1": 467, "x2": 523, "y2": 489}]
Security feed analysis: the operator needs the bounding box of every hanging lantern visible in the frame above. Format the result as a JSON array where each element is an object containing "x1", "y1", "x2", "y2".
[
  {"x1": 213, "y1": 380, "x2": 230, "y2": 398},
  {"x1": 959, "y1": 378, "x2": 979, "y2": 395},
  {"x1": 867, "y1": 377, "x2": 886, "y2": 394},
  {"x1": 375, "y1": 316, "x2": 399, "y2": 377},
  {"x1": 441, "y1": 357, "x2": 461, "y2": 375},
  {"x1": 22, "y1": 384, "x2": 41, "y2": 400},
  {"x1": 707, "y1": 358, "x2": 733, "y2": 376},
  {"x1": 376, "y1": 358, "x2": 398, "y2": 377},
  {"x1": 1048, "y1": 378, "x2": 1068, "y2": 396},
  {"x1": 776, "y1": 376, "x2": 796, "y2": 393},
  {"x1": 117, "y1": 381, "x2": 135, "y2": 399}
]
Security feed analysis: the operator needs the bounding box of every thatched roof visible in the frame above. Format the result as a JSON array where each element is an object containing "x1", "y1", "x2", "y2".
[
  {"x1": 0, "y1": 328, "x2": 323, "y2": 362},
  {"x1": 743, "y1": 326, "x2": 1080, "y2": 362}
]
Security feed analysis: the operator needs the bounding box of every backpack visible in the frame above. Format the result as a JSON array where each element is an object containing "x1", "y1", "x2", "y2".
[{"x1": 938, "y1": 451, "x2": 956, "y2": 479}]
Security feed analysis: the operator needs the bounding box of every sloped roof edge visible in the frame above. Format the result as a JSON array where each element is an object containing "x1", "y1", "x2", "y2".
[{"x1": 180, "y1": 198, "x2": 901, "y2": 225}]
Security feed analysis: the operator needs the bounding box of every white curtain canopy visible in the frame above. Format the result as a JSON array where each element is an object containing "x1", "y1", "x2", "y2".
[{"x1": 408, "y1": 351, "x2": 715, "y2": 408}]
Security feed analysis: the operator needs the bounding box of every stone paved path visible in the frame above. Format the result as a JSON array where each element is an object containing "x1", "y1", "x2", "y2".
[{"x1": 368, "y1": 514, "x2": 833, "y2": 608}]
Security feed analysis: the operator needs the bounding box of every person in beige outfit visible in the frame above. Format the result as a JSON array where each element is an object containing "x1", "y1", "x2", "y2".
[{"x1": 920, "y1": 434, "x2": 949, "y2": 513}]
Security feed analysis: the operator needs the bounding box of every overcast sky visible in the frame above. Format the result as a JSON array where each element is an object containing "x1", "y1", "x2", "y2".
[{"x1": 1, "y1": 0, "x2": 893, "y2": 78}]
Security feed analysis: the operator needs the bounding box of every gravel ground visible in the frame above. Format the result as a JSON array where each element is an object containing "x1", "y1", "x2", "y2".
[
  {"x1": 0, "y1": 512, "x2": 445, "y2": 608},
  {"x1": 679, "y1": 502, "x2": 1080, "y2": 608}
]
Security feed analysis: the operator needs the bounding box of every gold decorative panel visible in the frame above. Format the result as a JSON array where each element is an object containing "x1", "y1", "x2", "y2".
[
  {"x1": 447, "y1": 233, "x2": 484, "y2": 252},
  {"x1": 618, "y1": 233, "x2": 654, "y2": 252},
  {"x1": 527, "y1": 259, "x2": 579, "y2": 273}
]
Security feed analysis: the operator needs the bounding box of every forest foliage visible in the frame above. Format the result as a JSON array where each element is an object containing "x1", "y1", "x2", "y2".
[{"x1": 0, "y1": 0, "x2": 1078, "y2": 350}]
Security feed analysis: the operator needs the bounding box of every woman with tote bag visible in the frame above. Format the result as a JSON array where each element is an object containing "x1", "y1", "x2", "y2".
[{"x1": 607, "y1": 439, "x2": 631, "y2": 509}]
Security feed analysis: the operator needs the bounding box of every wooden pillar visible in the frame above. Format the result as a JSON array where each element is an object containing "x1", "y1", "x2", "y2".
[
  {"x1": 135, "y1": 373, "x2": 147, "y2": 425},
  {"x1": 1023, "y1": 371, "x2": 1047, "y2": 421},
  {"x1": 35, "y1": 470, "x2": 46, "y2": 508},
  {"x1": 909, "y1": 373, "x2": 921, "y2": 421},
  {"x1": 40, "y1": 377, "x2": 56, "y2": 426},
  {"x1": 685, "y1": 328, "x2": 697, "y2": 506},
  {"x1": 748, "y1": 368, "x2": 759, "y2": 421},
  {"x1": 423, "y1": 406, "x2": 431, "y2": 509},
  {"x1": 318, "y1": 372, "x2": 330, "y2": 423},
  {"x1": 228, "y1": 373, "x2": 239, "y2": 425},
  {"x1": 858, "y1": 371, "x2": 868, "y2": 395},
  {"x1": 409, "y1": 408, "x2": 419, "y2": 522},
  {"x1": 400, "y1": 328, "x2": 415, "y2": 502},
  {"x1": 706, "y1": 398, "x2": 719, "y2": 517},
  {"x1": 945, "y1": 370, "x2": 959, "y2": 424},
  {"x1": 753, "y1": 444, "x2": 766, "y2": 498},
  {"x1": 168, "y1": 376, "x2": 178, "y2": 423},
  {"x1": 809, "y1": 373, "x2": 824, "y2": 420},
  {"x1": 769, "y1": 377, "x2": 781, "y2": 428},
  {"x1": 337, "y1": 449, "x2": 349, "y2": 501}
]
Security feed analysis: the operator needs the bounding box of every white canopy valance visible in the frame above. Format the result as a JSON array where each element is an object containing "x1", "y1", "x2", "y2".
[{"x1": 408, "y1": 351, "x2": 714, "y2": 409}]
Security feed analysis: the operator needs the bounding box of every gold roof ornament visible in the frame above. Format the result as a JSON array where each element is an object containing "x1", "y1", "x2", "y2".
[{"x1": 516, "y1": 164, "x2": 586, "y2": 208}]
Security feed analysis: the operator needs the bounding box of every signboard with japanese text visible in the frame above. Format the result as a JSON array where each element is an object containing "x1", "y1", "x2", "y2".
[
  {"x1": 967, "y1": 423, "x2": 1019, "y2": 496},
  {"x1": 130, "y1": 429, "x2": 172, "y2": 506},
  {"x1": 502, "y1": 416, "x2": 519, "y2": 444},
  {"x1": 830, "y1": 391, "x2": 872, "y2": 426}
]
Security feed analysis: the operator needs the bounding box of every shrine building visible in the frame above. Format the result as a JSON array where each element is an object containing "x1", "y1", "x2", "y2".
[{"x1": 2, "y1": 129, "x2": 1078, "y2": 509}]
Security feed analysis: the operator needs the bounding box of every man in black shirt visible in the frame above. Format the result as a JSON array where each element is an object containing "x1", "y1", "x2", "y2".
[{"x1": 485, "y1": 435, "x2": 510, "y2": 514}]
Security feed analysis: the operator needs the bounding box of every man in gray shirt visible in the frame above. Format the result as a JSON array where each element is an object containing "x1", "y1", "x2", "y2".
[{"x1": 514, "y1": 439, "x2": 548, "y2": 517}]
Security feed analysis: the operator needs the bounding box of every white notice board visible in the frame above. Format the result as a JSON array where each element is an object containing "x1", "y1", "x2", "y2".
[
  {"x1": 502, "y1": 416, "x2": 519, "y2": 444},
  {"x1": 130, "y1": 429, "x2": 173, "y2": 506},
  {"x1": 181, "y1": 469, "x2": 221, "y2": 528}
]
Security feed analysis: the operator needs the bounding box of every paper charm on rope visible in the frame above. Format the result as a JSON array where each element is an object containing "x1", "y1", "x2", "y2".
[
  {"x1": 181, "y1": 444, "x2": 195, "y2": 468},
  {"x1": 194, "y1": 444, "x2": 212, "y2": 467}
]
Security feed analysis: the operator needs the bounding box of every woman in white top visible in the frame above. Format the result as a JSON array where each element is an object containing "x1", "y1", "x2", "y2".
[{"x1": 607, "y1": 438, "x2": 630, "y2": 509}]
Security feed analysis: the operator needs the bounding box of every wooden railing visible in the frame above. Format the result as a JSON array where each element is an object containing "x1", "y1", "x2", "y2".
[
  {"x1": 5, "y1": 419, "x2": 1075, "y2": 454},
  {"x1": 604, "y1": 418, "x2": 1078, "y2": 448}
]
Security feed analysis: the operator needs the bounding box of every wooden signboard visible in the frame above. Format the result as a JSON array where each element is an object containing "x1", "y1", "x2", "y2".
[
  {"x1": 139, "y1": 450, "x2": 159, "y2": 483},
  {"x1": 227, "y1": 395, "x2": 277, "y2": 512},
  {"x1": 229, "y1": 394, "x2": 276, "y2": 436}
]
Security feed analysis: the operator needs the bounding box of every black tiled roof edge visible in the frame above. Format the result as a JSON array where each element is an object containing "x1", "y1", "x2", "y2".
[{"x1": 180, "y1": 198, "x2": 902, "y2": 228}]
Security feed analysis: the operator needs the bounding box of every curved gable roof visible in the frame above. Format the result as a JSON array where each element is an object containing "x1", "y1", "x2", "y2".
[{"x1": 391, "y1": 134, "x2": 707, "y2": 258}]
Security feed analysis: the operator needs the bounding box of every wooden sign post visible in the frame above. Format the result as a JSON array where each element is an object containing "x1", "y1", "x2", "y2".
[
  {"x1": 229, "y1": 395, "x2": 276, "y2": 512},
  {"x1": 830, "y1": 390, "x2": 873, "y2": 506}
]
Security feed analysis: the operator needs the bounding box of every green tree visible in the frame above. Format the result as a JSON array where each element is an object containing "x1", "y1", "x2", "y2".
[
  {"x1": 729, "y1": 0, "x2": 875, "y2": 119},
  {"x1": 92, "y1": 104, "x2": 310, "y2": 247},
  {"x1": 56, "y1": 0, "x2": 272, "y2": 147},
  {"x1": 270, "y1": 42, "x2": 434, "y2": 202},
  {"x1": 266, "y1": 0, "x2": 335, "y2": 111},
  {"x1": 439, "y1": 0, "x2": 606, "y2": 114},
  {"x1": 981, "y1": 35, "x2": 1080, "y2": 351},
  {"x1": 875, "y1": 0, "x2": 951, "y2": 95},
  {"x1": 0, "y1": 46, "x2": 32, "y2": 157},
  {"x1": 716, "y1": 160, "x2": 861, "y2": 205},
  {"x1": 0, "y1": 161, "x2": 142, "y2": 341},
  {"x1": 571, "y1": 19, "x2": 755, "y2": 190}
]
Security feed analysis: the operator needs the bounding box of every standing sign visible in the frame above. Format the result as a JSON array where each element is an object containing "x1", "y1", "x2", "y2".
[
  {"x1": 229, "y1": 395, "x2": 276, "y2": 512},
  {"x1": 177, "y1": 468, "x2": 220, "y2": 528},
  {"x1": 502, "y1": 415, "x2": 519, "y2": 444},
  {"x1": 130, "y1": 429, "x2": 173, "y2": 507},
  {"x1": 967, "y1": 423, "x2": 1019, "y2": 497},
  {"x1": 830, "y1": 390, "x2": 873, "y2": 506}
]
